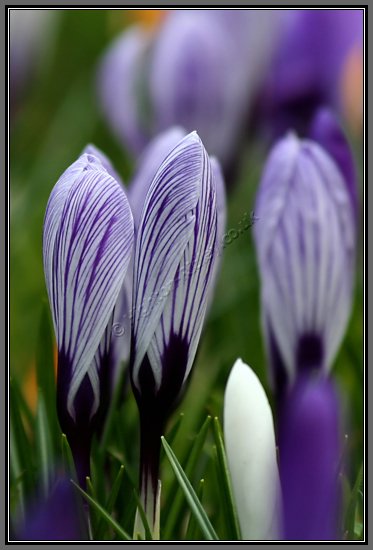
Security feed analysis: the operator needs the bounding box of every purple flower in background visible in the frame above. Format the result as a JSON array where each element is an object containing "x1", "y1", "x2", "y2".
[
  {"x1": 253, "y1": 116, "x2": 356, "y2": 401},
  {"x1": 309, "y1": 108, "x2": 358, "y2": 216},
  {"x1": 16, "y1": 477, "x2": 84, "y2": 541},
  {"x1": 129, "y1": 131, "x2": 218, "y2": 532},
  {"x1": 43, "y1": 152, "x2": 134, "y2": 485},
  {"x1": 10, "y1": 9, "x2": 58, "y2": 113},
  {"x1": 279, "y1": 376, "x2": 341, "y2": 540},
  {"x1": 258, "y1": 9, "x2": 363, "y2": 139},
  {"x1": 98, "y1": 10, "x2": 276, "y2": 175}
]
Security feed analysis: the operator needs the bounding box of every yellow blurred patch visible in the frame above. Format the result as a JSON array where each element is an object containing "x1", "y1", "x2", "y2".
[
  {"x1": 340, "y1": 46, "x2": 363, "y2": 136},
  {"x1": 108, "y1": 9, "x2": 168, "y2": 34},
  {"x1": 128, "y1": 9, "x2": 168, "y2": 29},
  {"x1": 23, "y1": 345, "x2": 58, "y2": 413}
]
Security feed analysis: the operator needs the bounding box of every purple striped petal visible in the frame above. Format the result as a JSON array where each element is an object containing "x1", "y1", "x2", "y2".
[
  {"x1": 97, "y1": 27, "x2": 150, "y2": 155},
  {"x1": 309, "y1": 108, "x2": 358, "y2": 215},
  {"x1": 43, "y1": 153, "x2": 134, "y2": 419},
  {"x1": 146, "y1": 143, "x2": 217, "y2": 387},
  {"x1": 254, "y1": 133, "x2": 356, "y2": 386},
  {"x1": 279, "y1": 375, "x2": 341, "y2": 540},
  {"x1": 131, "y1": 132, "x2": 202, "y2": 385},
  {"x1": 129, "y1": 126, "x2": 187, "y2": 231},
  {"x1": 83, "y1": 144, "x2": 125, "y2": 189}
]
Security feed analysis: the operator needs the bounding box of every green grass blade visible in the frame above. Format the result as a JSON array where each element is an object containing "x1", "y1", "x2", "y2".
[
  {"x1": 99, "y1": 364, "x2": 126, "y2": 455},
  {"x1": 96, "y1": 464, "x2": 125, "y2": 539},
  {"x1": 345, "y1": 462, "x2": 364, "y2": 540},
  {"x1": 71, "y1": 480, "x2": 132, "y2": 541},
  {"x1": 61, "y1": 433, "x2": 77, "y2": 480},
  {"x1": 9, "y1": 424, "x2": 26, "y2": 521},
  {"x1": 163, "y1": 415, "x2": 211, "y2": 538},
  {"x1": 35, "y1": 303, "x2": 57, "y2": 440},
  {"x1": 35, "y1": 391, "x2": 54, "y2": 498},
  {"x1": 10, "y1": 378, "x2": 34, "y2": 493},
  {"x1": 132, "y1": 489, "x2": 153, "y2": 541},
  {"x1": 161, "y1": 436, "x2": 219, "y2": 541},
  {"x1": 185, "y1": 478, "x2": 205, "y2": 540},
  {"x1": 211, "y1": 416, "x2": 241, "y2": 540}
]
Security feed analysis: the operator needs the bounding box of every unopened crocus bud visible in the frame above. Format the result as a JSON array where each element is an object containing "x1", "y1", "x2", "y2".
[
  {"x1": 254, "y1": 127, "x2": 356, "y2": 401},
  {"x1": 279, "y1": 376, "x2": 341, "y2": 540},
  {"x1": 224, "y1": 359, "x2": 281, "y2": 540},
  {"x1": 130, "y1": 132, "x2": 218, "y2": 531},
  {"x1": 43, "y1": 152, "x2": 134, "y2": 485}
]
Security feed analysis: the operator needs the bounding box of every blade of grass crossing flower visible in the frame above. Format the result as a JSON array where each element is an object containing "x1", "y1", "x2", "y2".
[
  {"x1": 185, "y1": 479, "x2": 205, "y2": 540},
  {"x1": 96, "y1": 464, "x2": 125, "y2": 540},
  {"x1": 35, "y1": 391, "x2": 54, "y2": 498},
  {"x1": 71, "y1": 480, "x2": 132, "y2": 540},
  {"x1": 161, "y1": 436, "x2": 219, "y2": 541},
  {"x1": 212, "y1": 416, "x2": 241, "y2": 540},
  {"x1": 61, "y1": 433, "x2": 77, "y2": 480},
  {"x1": 86, "y1": 476, "x2": 99, "y2": 537},
  {"x1": 163, "y1": 415, "x2": 211, "y2": 538},
  {"x1": 345, "y1": 462, "x2": 363, "y2": 540}
]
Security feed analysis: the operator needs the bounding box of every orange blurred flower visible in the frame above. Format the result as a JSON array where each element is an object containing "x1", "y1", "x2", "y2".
[
  {"x1": 341, "y1": 45, "x2": 363, "y2": 136},
  {"x1": 23, "y1": 345, "x2": 58, "y2": 413}
]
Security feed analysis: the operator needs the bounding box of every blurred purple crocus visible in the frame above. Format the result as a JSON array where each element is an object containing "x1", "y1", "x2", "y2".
[
  {"x1": 129, "y1": 131, "x2": 218, "y2": 531},
  {"x1": 43, "y1": 152, "x2": 134, "y2": 485},
  {"x1": 258, "y1": 9, "x2": 363, "y2": 139},
  {"x1": 253, "y1": 111, "x2": 356, "y2": 402},
  {"x1": 16, "y1": 477, "x2": 85, "y2": 541},
  {"x1": 98, "y1": 10, "x2": 276, "y2": 175},
  {"x1": 279, "y1": 376, "x2": 341, "y2": 540}
]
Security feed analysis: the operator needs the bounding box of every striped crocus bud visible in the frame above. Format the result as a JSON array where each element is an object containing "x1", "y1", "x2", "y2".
[
  {"x1": 224, "y1": 359, "x2": 282, "y2": 540},
  {"x1": 130, "y1": 131, "x2": 218, "y2": 531},
  {"x1": 43, "y1": 152, "x2": 134, "y2": 485},
  {"x1": 278, "y1": 375, "x2": 341, "y2": 540},
  {"x1": 253, "y1": 118, "x2": 356, "y2": 402}
]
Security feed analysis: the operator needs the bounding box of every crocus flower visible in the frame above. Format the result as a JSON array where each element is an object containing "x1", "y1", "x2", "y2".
[
  {"x1": 16, "y1": 477, "x2": 85, "y2": 541},
  {"x1": 224, "y1": 358, "x2": 281, "y2": 540},
  {"x1": 130, "y1": 131, "x2": 218, "y2": 530},
  {"x1": 98, "y1": 10, "x2": 276, "y2": 174},
  {"x1": 43, "y1": 152, "x2": 134, "y2": 485},
  {"x1": 253, "y1": 117, "x2": 356, "y2": 402},
  {"x1": 258, "y1": 9, "x2": 363, "y2": 139},
  {"x1": 278, "y1": 376, "x2": 341, "y2": 540}
]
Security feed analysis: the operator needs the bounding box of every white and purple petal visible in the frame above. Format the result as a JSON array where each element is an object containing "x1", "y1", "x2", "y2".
[
  {"x1": 129, "y1": 126, "x2": 187, "y2": 231},
  {"x1": 131, "y1": 132, "x2": 202, "y2": 386},
  {"x1": 254, "y1": 132, "x2": 356, "y2": 385},
  {"x1": 43, "y1": 153, "x2": 134, "y2": 418},
  {"x1": 146, "y1": 143, "x2": 217, "y2": 388},
  {"x1": 83, "y1": 144, "x2": 125, "y2": 189}
]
